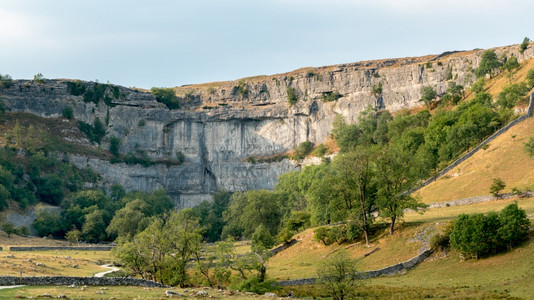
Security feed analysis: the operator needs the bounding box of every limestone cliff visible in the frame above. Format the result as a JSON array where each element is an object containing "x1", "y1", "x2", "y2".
[{"x1": 1, "y1": 44, "x2": 532, "y2": 207}]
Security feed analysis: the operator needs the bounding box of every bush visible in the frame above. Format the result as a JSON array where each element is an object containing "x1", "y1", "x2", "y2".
[
  {"x1": 520, "y1": 37, "x2": 530, "y2": 54},
  {"x1": 314, "y1": 227, "x2": 331, "y2": 245},
  {"x1": 62, "y1": 106, "x2": 74, "y2": 119},
  {"x1": 138, "y1": 119, "x2": 146, "y2": 127},
  {"x1": 78, "y1": 118, "x2": 106, "y2": 144},
  {"x1": 450, "y1": 204, "x2": 530, "y2": 259},
  {"x1": 526, "y1": 69, "x2": 534, "y2": 89},
  {"x1": 503, "y1": 56, "x2": 520, "y2": 72},
  {"x1": 230, "y1": 276, "x2": 280, "y2": 295},
  {"x1": 150, "y1": 87, "x2": 180, "y2": 109},
  {"x1": 66, "y1": 80, "x2": 86, "y2": 96},
  {"x1": 0, "y1": 74, "x2": 13, "y2": 88},
  {"x1": 33, "y1": 73, "x2": 46, "y2": 84},
  {"x1": 293, "y1": 141, "x2": 313, "y2": 160},
  {"x1": 322, "y1": 91, "x2": 341, "y2": 102},
  {"x1": 109, "y1": 136, "x2": 120, "y2": 157},
  {"x1": 497, "y1": 82, "x2": 529, "y2": 109},
  {"x1": 287, "y1": 87, "x2": 298, "y2": 105},
  {"x1": 471, "y1": 77, "x2": 485, "y2": 94},
  {"x1": 235, "y1": 81, "x2": 248, "y2": 98},
  {"x1": 524, "y1": 136, "x2": 534, "y2": 157},
  {"x1": 176, "y1": 151, "x2": 185, "y2": 164},
  {"x1": 17, "y1": 225, "x2": 29, "y2": 236}
]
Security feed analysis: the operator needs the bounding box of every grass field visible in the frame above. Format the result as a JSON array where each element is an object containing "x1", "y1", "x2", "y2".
[
  {"x1": 0, "y1": 285, "x2": 260, "y2": 299},
  {"x1": 414, "y1": 117, "x2": 534, "y2": 204}
]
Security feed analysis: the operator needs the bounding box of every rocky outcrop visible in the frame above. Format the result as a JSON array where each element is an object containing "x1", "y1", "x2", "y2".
[{"x1": 1, "y1": 44, "x2": 532, "y2": 207}]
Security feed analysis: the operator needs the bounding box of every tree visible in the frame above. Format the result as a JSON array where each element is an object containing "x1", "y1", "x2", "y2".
[
  {"x1": 106, "y1": 200, "x2": 150, "y2": 238},
  {"x1": 490, "y1": 177, "x2": 506, "y2": 197},
  {"x1": 251, "y1": 224, "x2": 275, "y2": 251},
  {"x1": 476, "y1": 50, "x2": 501, "y2": 78},
  {"x1": 65, "y1": 228, "x2": 82, "y2": 244},
  {"x1": 150, "y1": 87, "x2": 179, "y2": 109},
  {"x1": 520, "y1": 37, "x2": 530, "y2": 54},
  {"x1": 498, "y1": 203, "x2": 530, "y2": 249},
  {"x1": 376, "y1": 146, "x2": 427, "y2": 235},
  {"x1": 81, "y1": 207, "x2": 107, "y2": 242},
  {"x1": 317, "y1": 250, "x2": 359, "y2": 300},
  {"x1": 419, "y1": 86, "x2": 437, "y2": 110},
  {"x1": 293, "y1": 141, "x2": 313, "y2": 160},
  {"x1": 442, "y1": 81, "x2": 464, "y2": 105},
  {"x1": 450, "y1": 212, "x2": 500, "y2": 259},
  {"x1": 33, "y1": 207, "x2": 62, "y2": 237},
  {"x1": 1, "y1": 222, "x2": 17, "y2": 237}
]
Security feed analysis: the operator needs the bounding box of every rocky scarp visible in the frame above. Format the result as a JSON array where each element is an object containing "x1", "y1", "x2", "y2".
[{"x1": 1, "y1": 44, "x2": 532, "y2": 207}]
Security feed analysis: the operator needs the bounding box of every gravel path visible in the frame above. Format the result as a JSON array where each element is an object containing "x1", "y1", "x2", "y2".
[{"x1": 94, "y1": 264, "x2": 120, "y2": 277}]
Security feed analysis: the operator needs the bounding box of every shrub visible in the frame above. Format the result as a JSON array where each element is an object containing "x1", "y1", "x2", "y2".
[
  {"x1": 520, "y1": 37, "x2": 530, "y2": 54},
  {"x1": 33, "y1": 73, "x2": 46, "y2": 84},
  {"x1": 235, "y1": 80, "x2": 248, "y2": 98},
  {"x1": 109, "y1": 136, "x2": 120, "y2": 157},
  {"x1": 312, "y1": 144, "x2": 328, "y2": 157},
  {"x1": 442, "y1": 82, "x2": 464, "y2": 105},
  {"x1": 17, "y1": 226, "x2": 29, "y2": 236},
  {"x1": 526, "y1": 69, "x2": 534, "y2": 89},
  {"x1": 371, "y1": 83, "x2": 383, "y2": 97},
  {"x1": 0, "y1": 74, "x2": 13, "y2": 88},
  {"x1": 287, "y1": 87, "x2": 298, "y2": 105},
  {"x1": 503, "y1": 56, "x2": 520, "y2": 72},
  {"x1": 322, "y1": 91, "x2": 341, "y2": 102},
  {"x1": 176, "y1": 151, "x2": 185, "y2": 164},
  {"x1": 150, "y1": 87, "x2": 180, "y2": 109},
  {"x1": 420, "y1": 86, "x2": 437, "y2": 109},
  {"x1": 230, "y1": 276, "x2": 280, "y2": 295},
  {"x1": 293, "y1": 141, "x2": 313, "y2": 160},
  {"x1": 524, "y1": 136, "x2": 534, "y2": 157},
  {"x1": 317, "y1": 250, "x2": 359, "y2": 300},
  {"x1": 62, "y1": 106, "x2": 74, "y2": 120},
  {"x1": 314, "y1": 227, "x2": 331, "y2": 245},
  {"x1": 66, "y1": 80, "x2": 86, "y2": 96},
  {"x1": 78, "y1": 118, "x2": 106, "y2": 144},
  {"x1": 471, "y1": 77, "x2": 485, "y2": 94},
  {"x1": 138, "y1": 119, "x2": 146, "y2": 127}
]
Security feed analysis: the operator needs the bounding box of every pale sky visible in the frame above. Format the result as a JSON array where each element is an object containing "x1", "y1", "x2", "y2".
[{"x1": 0, "y1": 0, "x2": 532, "y2": 89}]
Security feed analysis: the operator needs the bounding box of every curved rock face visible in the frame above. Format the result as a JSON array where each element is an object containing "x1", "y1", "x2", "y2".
[{"x1": 1, "y1": 45, "x2": 532, "y2": 207}]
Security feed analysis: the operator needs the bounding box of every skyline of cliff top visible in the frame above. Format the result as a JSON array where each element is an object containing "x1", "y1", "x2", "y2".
[{"x1": 1, "y1": 0, "x2": 532, "y2": 89}]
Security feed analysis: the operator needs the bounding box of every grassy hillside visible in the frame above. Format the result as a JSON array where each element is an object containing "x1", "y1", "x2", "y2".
[{"x1": 414, "y1": 117, "x2": 534, "y2": 204}]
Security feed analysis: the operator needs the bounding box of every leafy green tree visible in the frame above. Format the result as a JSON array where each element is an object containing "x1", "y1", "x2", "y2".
[
  {"x1": 1, "y1": 222, "x2": 16, "y2": 237},
  {"x1": 419, "y1": 86, "x2": 437, "y2": 109},
  {"x1": 251, "y1": 224, "x2": 276, "y2": 251},
  {"x1": 376, "y1": 146, "x2": 427, "y2": 235},
  {"x1": 106, "y1": 199, "x2": 150, "y2": 238},
  {"x1": 520, "y1": 37, "x2": 530, "y2": 53},
  {"x1": 274, "y1": 171, "x2": 306, "y2": 217},
  {"x1": 0, "y1": 184, "x2": 9, "y2": 211},
  {"x1": 81, "y1": 207, "x2": 107, "y2": 242},
  {"x1": 442, "y1": 81, "x2": 464, "y2": 105},
  {"x1": 317, "y1": 250, "x2": 359, "y2": 300},
  {"x1": 35, "y1": 174, "x2": 64, "y2": 205},
  {"x1": 450, "y1": 212, "x2": 500, "y2": 259},
  {"x1": 497, "y1": 82, "x2": 529, "y2": 109},
  {"x1": 498, "y1": 203, "x2": 530, "y2": 249},
  {"x1": 490, "y1": 177, "x2": 506, "y2": 197},
  {"x1": 65, "y1": 228, "x2": 82, "y2": 244},
  {"x1": 33, "y1": 207, "x2": 62, "y2": 237},
  {"x1": 476, "y1": 50, "x2": 501, "y2": 78},
  {"x1": 331, "y1": 115, "x2": 359, "y2": 152}
]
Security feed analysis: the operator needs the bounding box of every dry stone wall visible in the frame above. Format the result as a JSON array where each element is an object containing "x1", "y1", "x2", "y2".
[
  {"x1": 9, "y1": 246, "x2": 113, "y2": 251},
  {"x1": 0, "y1": 276, "x2": 166, "y2": 287}
]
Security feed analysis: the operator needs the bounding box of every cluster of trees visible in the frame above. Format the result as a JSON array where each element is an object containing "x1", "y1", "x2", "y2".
[
  {"x1": 150, "y1": 87, "x2": 180, "y2": 109},
  {"x1": 115, "y1": 207, "x2": 279, "y2": 291},
  {"x1": 448, "y1": 203, "x2": 530, "y2": 259},
  {"x1": 0, "y1": 144, "x2": 98, "y2": 211},
  {"x1": 33, "y1": 187, "x2": 173, "y2": 243}
]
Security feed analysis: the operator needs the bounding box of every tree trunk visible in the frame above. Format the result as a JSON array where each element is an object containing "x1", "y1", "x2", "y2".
[{"x1": 389, "y1": 215, "x2": 396, "y2": 235}]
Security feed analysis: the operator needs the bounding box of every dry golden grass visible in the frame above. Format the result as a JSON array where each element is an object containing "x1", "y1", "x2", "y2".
[
  {"x1": 0, "y1": 249, "x2": 113, "y2": 277},
  {"x1": 405, "y1": 197, "x2": 534, "y2": 224},
  {"x1": 266, "y1": 224, "x2": 426, "y2": 281},
  {"x1": 414, "y1": 117, "x2": 534, "y2": 204}
]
